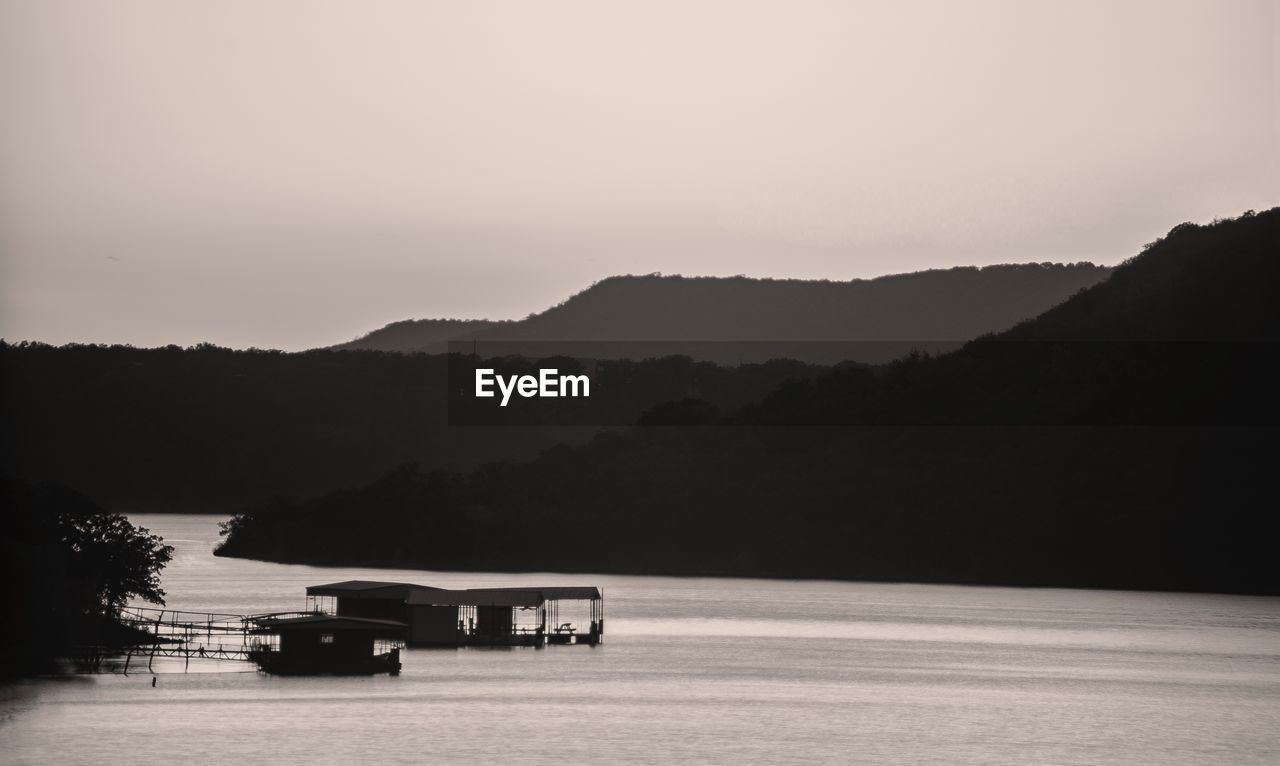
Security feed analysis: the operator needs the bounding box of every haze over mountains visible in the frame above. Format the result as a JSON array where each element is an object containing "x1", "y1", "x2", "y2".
[{"x1": 332, "y1": 264, "x2": 1111, "y2": 357}]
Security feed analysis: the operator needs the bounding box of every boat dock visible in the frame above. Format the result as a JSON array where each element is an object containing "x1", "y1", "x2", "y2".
[
  {"x1": 108, "y1": 580, "x2": 604, "y2": 675},
  {"x1": 307, "y1": 581, "x2": 605, "y2": 648}
]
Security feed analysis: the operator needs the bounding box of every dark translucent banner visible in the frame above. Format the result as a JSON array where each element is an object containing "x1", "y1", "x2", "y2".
[{"x1": 445, "y1": 340, "x2": 1280, "y2": 427}]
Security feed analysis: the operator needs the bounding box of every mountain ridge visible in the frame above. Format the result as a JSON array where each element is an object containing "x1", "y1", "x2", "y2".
[
  {"x1": 331, "y1": 263, "x2": 1112, "y2": 355},
  {"x1": 217, "y1": 209, "x2": 1280, "y2": 595}
]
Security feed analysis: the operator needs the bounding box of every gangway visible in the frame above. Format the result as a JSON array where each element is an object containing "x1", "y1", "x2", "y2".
[{"x1": 114, "y1": 606, "x2": 318, "y2": 671}]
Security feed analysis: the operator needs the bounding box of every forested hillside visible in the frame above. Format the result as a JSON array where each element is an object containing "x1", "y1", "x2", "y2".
[
  {"x1": 335, "y1": 263, "x2": 1111, "y2": 359},
  {"x1": 0, "y1": 344, "x2": 821, "y2": 511},
  {"x1": 217, "y1": 210, "x2": 1280, "y2": 595}
]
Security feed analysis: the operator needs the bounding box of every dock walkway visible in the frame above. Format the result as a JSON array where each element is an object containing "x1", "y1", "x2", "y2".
[{"x1": 113, "y1": 606, "x2": 313, "y2": 669}]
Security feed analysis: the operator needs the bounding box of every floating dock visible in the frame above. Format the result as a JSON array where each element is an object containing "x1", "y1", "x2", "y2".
[
  {"x1": 112, "y1": 580, "x2": 604, "y2": 675},
  {"x1": 306, "y1": 581, "x2": 605, "y2": 648},
  {"x1": 249, "y1": 614, "x2": 404, "y2": 675}
]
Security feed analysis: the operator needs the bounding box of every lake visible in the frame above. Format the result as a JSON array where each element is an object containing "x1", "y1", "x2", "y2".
[{"x1": 2, "y1": 514, "x2": 1278, "y2": 764}]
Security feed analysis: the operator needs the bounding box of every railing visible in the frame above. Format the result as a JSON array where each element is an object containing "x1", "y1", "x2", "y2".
[{"x1": 112, "y1": 607, "x2": 318, "y2": 668}]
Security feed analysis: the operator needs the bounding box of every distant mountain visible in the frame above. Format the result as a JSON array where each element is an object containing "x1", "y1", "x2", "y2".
[
  {"x1": 330, "y1": 318, "x2": 501, "y2": 352},
  {"x1": 1000, "y1": 213, "x2": 1279, "y2": 341},
  {"x1": 737, "y1": 208, "x2": 1280, "y2": 426},
  {"x1": 219, "y1": 209, "x2": 1280, "y2": 595},
  {"x1": 331, "y1": 264, "x2": 1113, "y2": 357}
]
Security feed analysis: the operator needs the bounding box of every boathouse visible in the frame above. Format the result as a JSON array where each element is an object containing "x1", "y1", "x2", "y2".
[
  {"x1": 302, "y1": 580, "x2": 604, "y2": 648},
  {"x1": 403, "y1": 586, "x2": 604, "y2": 647},
  {"x1": 250, "y1": 614, "x2": 405, "y2": 675},
  {"x1": 305, "y1": 580, "x2": 437, "y2": 623},
  {"x1": 523, "y1": 586, "x2": 604, "y2": 645},
  {"x1": 406, "y1": 588, "x2": 545, "y2": 646}
]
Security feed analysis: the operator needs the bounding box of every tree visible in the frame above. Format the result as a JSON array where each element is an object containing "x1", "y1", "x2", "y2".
[
  {"x1": 1, "y1": 477, "x2": 174, "y2": 676},
  {"x1": 56, "y1": 511, "x2": 173, "y2": 614}
]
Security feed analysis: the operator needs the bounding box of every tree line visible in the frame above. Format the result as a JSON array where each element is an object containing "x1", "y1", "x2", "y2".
[{"x1": 216, "y1": 210, "x2": 1280, "y2": 595}]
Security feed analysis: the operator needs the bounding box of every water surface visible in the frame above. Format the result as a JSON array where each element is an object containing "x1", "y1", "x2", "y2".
[{"x1": 2, "y1": 514, "x2": 1278, "y2": 764}]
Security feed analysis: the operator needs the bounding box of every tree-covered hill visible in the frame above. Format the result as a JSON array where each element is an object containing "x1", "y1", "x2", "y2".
[
  {"x1": 0, "y1": 255, "x2": 1116, "y2": 510},
  {"x1": 330, "y1": 318, "x2": 502, "y2": 352},
  {"x1": 0, "y1": 343, "x2": 823, "y2": 511},
  {"x1": 216, "y1": 210, "x2": 1280, "y2": 595},
  {"x1": 333, "y1": 263, "x2": 1112, "y2": 359}
]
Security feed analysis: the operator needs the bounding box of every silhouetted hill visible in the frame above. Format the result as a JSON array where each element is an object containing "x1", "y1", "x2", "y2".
[
  {"x1": 0, "y1": 344, "x2": 824, "y2": 512},
  {"x1": 999, "y1": 212, "x2": 1279, "y2": 341},
  {"x1": 333, "y1": 264, "x2": 1112, "y2": 358},
  {"x1": 330, "y1": 318, "x2": 501, "y2": 352},
  {"x1": 218, "y1": 209, "x2": 1280, "y2": 595},
  {"x1": 737, "y1": 209, "x2": 1280, "y2": 427}
]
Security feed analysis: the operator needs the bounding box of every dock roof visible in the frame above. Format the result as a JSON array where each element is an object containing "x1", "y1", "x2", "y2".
[
  {"x1": 405, "y1": 586, "x2": 601, "y2": 607},
  {"x1": 467, "y1": 586, "x2": 601, "y2": 601},
  {"x1": 516, "y1": 586, "x2": 601, "y2": 601},
  {"x1": 306, "y1": 580, "x2": 439, "y2": 599},
  {"x1": 252, "y1": 615, "x2": 407, "y2": 634},
  {"x1": 406, "y1": 588, "x2": 545, "y2": 608},
  {"x1": 305, "y1": 582, "x2": 601, "y2": 606}
]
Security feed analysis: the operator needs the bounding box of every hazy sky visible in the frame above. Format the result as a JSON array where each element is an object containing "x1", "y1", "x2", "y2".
[{"x1": 1, "y1": 0, "x2": 1275, "y2": 349}]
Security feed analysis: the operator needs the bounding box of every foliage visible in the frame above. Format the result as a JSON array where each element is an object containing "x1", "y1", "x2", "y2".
[
  {"x1": 0, "y1": 343, "x2": 822, "y2": 511},
  {"x1": 217, "y1": 209, "x2": 1280, "y2": 595},
  {"x1": 1, "y1": 477, "x2": 173, "y2": 675},
  {"x1": 56, "y1": 511, "x2": 172, "y2": 613}
]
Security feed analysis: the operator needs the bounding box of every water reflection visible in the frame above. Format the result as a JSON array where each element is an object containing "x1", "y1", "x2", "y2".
[{"x1": 2, "y1": 514, "x2": 1277, "y2": 765}]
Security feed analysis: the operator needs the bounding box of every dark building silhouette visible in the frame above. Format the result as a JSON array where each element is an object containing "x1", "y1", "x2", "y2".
[{"x1": 250, "y1": 615, "x2": 405, "y2": 675}]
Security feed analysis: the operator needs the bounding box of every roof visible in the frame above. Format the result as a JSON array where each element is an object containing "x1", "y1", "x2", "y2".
[
  {"x1": 406, "y1": 588, "x2": 545, "y2": 608},
  {"x1": 467, "y1": 586, "x2": 601, "y2": 601},
  {"x1": 252, "y1": 615, "x2": 407, "y2": 634},
  {"x1": 519, "y1": 586, "x2": 601, "y2": 601},
  {"x1": 305, "y1": 580, "x2": 439, "y2": 599},
  {"x1": 307, "y1": 581, "x2": 601, "y2": 607},
  {"x1": 406, "y1": 586, "x2": 601, "y2": 607}
]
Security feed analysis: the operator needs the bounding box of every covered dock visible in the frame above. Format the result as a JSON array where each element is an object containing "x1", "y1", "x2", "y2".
[
  {"x1": 404, "y1": 585, "x2": 603, "y2": 647},
  {"x1": 304, "y1": 580, "x2": 440, "y2": 623},
  {"x1": 301, "y1": 581, "x2": 604, "y2": 648},
  {"x1": 524, "y1": 587, "x2": 604, "y2": 645},
  {"x1": 249, "y1": 614, "x2": 405, "y2": 675}
]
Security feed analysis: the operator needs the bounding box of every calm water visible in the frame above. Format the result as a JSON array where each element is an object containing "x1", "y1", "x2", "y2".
[{"x1": 2, "y1": 515, "x2": 1279, "y2": 764}]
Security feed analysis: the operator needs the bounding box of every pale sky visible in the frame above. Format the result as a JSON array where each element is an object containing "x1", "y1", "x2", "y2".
[{"x1": 1, "y1": 0, "x2": 1276, "y2": 350}]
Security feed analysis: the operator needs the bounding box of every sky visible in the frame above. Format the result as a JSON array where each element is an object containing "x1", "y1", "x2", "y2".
[{"x1": 0, "y1": 0, "x2": 1276, "y2": 350}]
